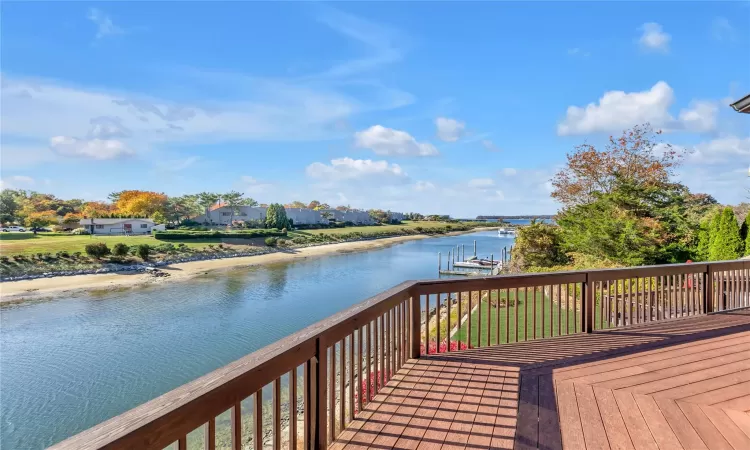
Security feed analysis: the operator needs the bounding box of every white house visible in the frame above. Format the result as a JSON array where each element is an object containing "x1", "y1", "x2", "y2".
[{"x1": 79, "y1": 218, "x2": 158, "y2": 235}]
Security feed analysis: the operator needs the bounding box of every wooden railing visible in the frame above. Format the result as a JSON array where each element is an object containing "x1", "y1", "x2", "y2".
[{"x1": 50, "y1": 260, "x2": 750, "y2": 450}]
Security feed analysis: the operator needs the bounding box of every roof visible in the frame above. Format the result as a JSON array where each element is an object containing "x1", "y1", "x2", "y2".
[
  {"x1": 730, "y1": 94, "x2": 750, "y2": 114},
  {"x1": 79, "y1": 218, "x2": 154, "y2": 225}
]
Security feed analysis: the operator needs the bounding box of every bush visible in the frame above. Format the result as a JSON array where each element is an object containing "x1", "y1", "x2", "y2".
[
  {"x1": 265, "y1": 237, "x2": 278, "y2": 247},
  {"x1": 72, "y1": 252, "x2": 82, "y2": 259},
  {"x1": 136, "y1": 244, "x2": 150, "y2": 261},
  {"x1": 71, "y1": 228, "x2": 90, "y2": 235},
  {"x1": 154, "y1": 229, "x2": 284, "y2": 240},
  {"x1": 0, "y1": 256, "x2": 9, "y2": 264},
  {"x1": 85, "y1": 242, "x2": 111, "y2": 259},
  {"x1": 113, "y1": 243, "x2": 129, "y2": 257}
]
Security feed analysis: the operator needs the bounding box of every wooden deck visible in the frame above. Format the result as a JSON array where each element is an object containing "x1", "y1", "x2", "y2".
[{"x1": 331, "y1": 309, "x2": 750, "y2": 450}]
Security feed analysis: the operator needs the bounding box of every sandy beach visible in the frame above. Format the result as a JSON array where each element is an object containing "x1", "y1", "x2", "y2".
[{"x1": 0, "y1": 234, "x2": 433, "y2": 304}]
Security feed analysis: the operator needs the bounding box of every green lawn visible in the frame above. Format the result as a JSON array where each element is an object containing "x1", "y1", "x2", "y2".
[
  {"x1": 451, "y1": 290, "x2": 609, "y2": 347},
  {"x1": 0, "y1": 233, "x2": 222, "y2": 256}
]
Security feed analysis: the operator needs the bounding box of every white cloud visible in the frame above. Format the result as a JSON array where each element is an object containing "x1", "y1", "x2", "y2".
[
  {"x1": 677, "y1": 101, "x2": 718, "y2": 133},
  {"x1": 0, "y1": 175, "x2": 35, "y2": 190},
  {"x1": 557, "y1": 81, "x2": 718, "y2": 135},
  {"x1": 481, "y1": 140, "x2": 500, "y2": 152},
  {"x1": 49, "y1": 136, "x2": 134, "y2": 160},
  {"x1": 712, "y1": 17, "x2": 735, "y2": 41},
  {"x1": 501, "y1": 168, "x2": 517, "y2": 176},
  {"x1": 689, "y1": 136, "x2": 750, "y2": 164},
  {"x1": 306, "y1": 157, "x2": 407, "y2": 181},
  {"x1": 240, "y1": 175, "x2": 274, "y2": 195},
  {"x1": 567, "y1": 48, "x2": 590, "y2": 57},
  {"x1": 155, "y1": 156, "x2": 200, "y2": 172},
  {"x1": 87, "y1": 8, "x2": 125, "y2": 39},
  {"x1": 435, "y1": 117, "x2": 465, "y2": 142},
  {"x1": 354, "y1": 125, "x2": 438, "y2": 156},
  {"x1": 414, "y1": 181, "x2": 436, "y2": 191},
  {"x1": 638, "y1": 23, "x2": 671, "y2": 52},
  {"x1": 468, "y1": 178, "x2": 495, "y2": 188}
]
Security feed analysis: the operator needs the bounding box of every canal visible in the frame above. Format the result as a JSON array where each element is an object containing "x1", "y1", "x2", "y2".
[{"x1": 0, "y1": 230, "x2": 515, "y2": 449}]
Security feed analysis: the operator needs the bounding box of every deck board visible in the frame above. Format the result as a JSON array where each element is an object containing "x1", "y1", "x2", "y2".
[{"x1": 334, "y1": 309, "x2": 750, "y2": 449}]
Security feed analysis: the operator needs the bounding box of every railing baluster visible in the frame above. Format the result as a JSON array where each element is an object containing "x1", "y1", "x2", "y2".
[
  {"x1": 273, "y1": 378, "x2": 281, "y2": 450},
  {"x1": 533, "y1": 286, "x2": 538, "y2": 339},
  {"x1": 366, "y1": 323, "x2": 372, "y2": 402},
  {"x1": 380, "y1": 314, "x2": 385, "y2": 386},
  {"x1": 205, "y1": 418, "x2": 215, "y2": 450},
  {"x1": 329, "y1": 344, "x2": 336, "y2": 440},
  {"x1": 178, "y1": 435, "x2": 187, "y2": 450},
  {"x1": 389, "y1": 308, "x2": 395, "y2": 375},
  {"x1": 524, "y1": 286, "x2": 529, "y2": 341},
  {"x1": 303, "y1": 360, "x2": 310, "y2": 449},
  {"x1": 254, "y1": 393, "x2": 262, "y2": 450},
  {"x1": 478, "y1": 290, "x2": 483, "y2": 347},
  {"x1": 290, "y1": 367, "x2": 297, "y2": 449},
  {"x1": 232, "y1": 401, "x2": 242, "y2": 450},
  {"x1": 446, "y1": 293, "x2": 451, "y2": 351},
  {"x1": 339, "y1": 339, "x2": 346, "y2": 432},
  {"x1": 436, "y1": 294, "x2": 441, "y2": 351},
  {"x1": 466, "y1": 291, "x2": 473, "y2": 348},
  {"x1": 505, "y1": 288, "x2": 510, "y2": 343},
  {"x1": 486, "y1": 290, "x2": 491, "y2": 346},
  {"x1": 424, "y1": 295, "x2": 429, "y2": 353},
  {"x1": 495, "y1": 289, "x2": 500, "y2": 345}
]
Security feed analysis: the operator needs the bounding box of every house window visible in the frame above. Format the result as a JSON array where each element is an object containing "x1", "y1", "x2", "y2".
[
  {"x1": 238, "y1": 212, "x2": 247, "y2": 216},
  {"x1": 222, "y1": 212, "x2": 231, "y2": 216},
  {"x1": 140, "y1": 224, "x2": 148, "y2": 228},
  {"x1": 95, "y1": 225, "x2": 104, "y2": 229}
]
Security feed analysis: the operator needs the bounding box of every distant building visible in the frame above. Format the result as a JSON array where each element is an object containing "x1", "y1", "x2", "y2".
[
  {"x1": 730, "y1": 94, "x2": 750, "y2": 114},
  {"x1": 193, "y1": 206, "x2": 267, "y2": 225},
  {"x1": 79, "y1": 218, "x2": 157, "y2": 235},
  {"x1": 321, "y1": 209, "x2": 375, "y2": 225},
  {"x1": 193, "y1": 206, "x2": 402, "y2": 227}
]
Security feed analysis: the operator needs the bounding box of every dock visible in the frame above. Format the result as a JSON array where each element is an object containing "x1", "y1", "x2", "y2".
[{"x1": 437, "y1": 240, "x2": 511, "y2": 276}]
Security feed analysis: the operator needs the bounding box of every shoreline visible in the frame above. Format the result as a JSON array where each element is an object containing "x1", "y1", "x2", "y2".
[{"x1": 0, "y1": 228, "x2": 496, "y2": 304}]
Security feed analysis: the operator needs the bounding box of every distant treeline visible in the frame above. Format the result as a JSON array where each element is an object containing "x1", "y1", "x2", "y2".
[{"x1": 476, "y1": 215, "x2": 554, "y2": 220}]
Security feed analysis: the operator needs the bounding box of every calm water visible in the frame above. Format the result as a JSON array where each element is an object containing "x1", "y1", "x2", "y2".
[{"x1": 1, "y1": 230, "x2": 515, "y2": 449}]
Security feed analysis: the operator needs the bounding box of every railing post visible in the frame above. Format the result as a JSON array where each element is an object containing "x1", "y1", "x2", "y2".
[
  {"x1": 312, "y1": 338, "x2": 327, "y2": 449},
  {"x1": 704, "y1": 264, "x2": 714, "y2": 314},
  {"x1": 584, "y1": 273, "x2": 594, "y2": 333},
  {"x1": 409, "y1": 291, "x2": 421, "y2": 359}
]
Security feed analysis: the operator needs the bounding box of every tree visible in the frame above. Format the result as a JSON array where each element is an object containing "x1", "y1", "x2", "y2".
[
  {"x1": 746, "y1": 215, "x2": 750, "y2": 256},
  {"x1": 137, "y1": 244, "x2": 150, "y2": 261},
  {"x1": 696, "y1": 207, "x2": 721, "y2": 261},
  {"x1": 314, "y1": 203, "x2": 330, "y2": 210},
  {"x1": 287, "y1": 201, "x2": 307, "y2": 209},
  {"x1": 368, "y1": 209, "x2": 390, "y2": 224},
  {"x1": 0, "y1": 189, "x2": 20, "y2": 224},
  {"x1": 222, "y1": 191, "x2": 257, "y2": 226},
  {"x1": 265, "y1": 203, "x2": 289, "y2": 229},
  {"x1": 709, "y1": 207, "x2": 743, "y2": 261},
  {"x1": 81, "y1": 201, "x2": 111, "y2": 218},
  {"x1": 510, "y1": 220, "x2": 568, "y2": 271},
  {"x1": 307, "y1": 200, "x2": 321, "y2": 210},
  {"x1": 62, "y1": 212, "x2": 83, "y2": 225},
  {"x1": 152, "y1": 211, "x2": 167, "y2": 224},
  {"x1": 197, "y1": 192, "x2": 221, "y2": 224},
  {"x1": 335, "y1": 205, "x2": 351, "y2": 211},
  {"x1": 113, "y1": 243, "x2": 129, "y2": 257},
  {"x1": 114, "y1": 190, "x2": 168, "y2": 217},
  {"x1": 164, "y1": 195, "x2": 201, "y2": 224},
  {"x1": 24, "y1": 210, "x2": 57, "y2": 233},
  {"x1": 551, "y1": 124, "x2": 683, "y2": 207}
]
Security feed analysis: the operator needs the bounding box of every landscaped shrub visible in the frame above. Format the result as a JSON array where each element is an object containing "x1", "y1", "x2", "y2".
[
  {"x1": 71, "y1": 228, "x2": 90, "y2": 235},
  {"x1": 0, "y1": 256, "x2": 9, "y2": 264},
  {"x1": 85, "y1": 242, "x2": 111, "y2": 259},
  {"x1": 136, "y1": 244, "x2": 150, "y2": 261},
  {"x1": 113, "y1": 243, "x2": 129, "y2": 257},
  {"x1": 72, "y1": 252, "x2": 82, "y2": 259},
  {"x1": 264, "y1": 237, "x2": 278, "y2": 247},
  {"x1": 154, "y1": 229, "x2": 284, "y2": 240}
]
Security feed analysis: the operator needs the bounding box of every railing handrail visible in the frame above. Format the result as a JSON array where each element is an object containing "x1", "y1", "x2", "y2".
[{"x1": 49, "y1": 259, "x2": 749, "y2": 449}]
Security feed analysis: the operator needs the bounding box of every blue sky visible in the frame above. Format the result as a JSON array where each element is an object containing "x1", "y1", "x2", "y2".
[{"x1": 1, "y1": 1, "x2": 748, "y2": 216}]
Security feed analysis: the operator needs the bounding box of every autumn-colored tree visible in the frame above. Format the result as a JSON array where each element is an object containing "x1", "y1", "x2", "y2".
[
  {"x1": 307, "y1": 200, "x2": 321, "y2": 210},
  {"x1": 287, "y1": 201, "x2": 307, "y2": 209},
  {"x1": 113, "y1": 190, "x2": 168, "y2": 217},
  {"x1": 24, "y1": 210, "x2": 58, "y2": 233},
  {"x1": 62, "y1": 212, "x2": 83, "y2": 224},
  {"x1": 335, "y1": 205, "x2": 351, "y2": 211},
  {"x1": 551, "y1": 124, "x2": 683, "y2": 207},
  {"x1": 81, "y1": 201, "x2": 112, "y2": 218},
  {"x1": 314, "y1": 203, "x2": 331, "y2": 210}
]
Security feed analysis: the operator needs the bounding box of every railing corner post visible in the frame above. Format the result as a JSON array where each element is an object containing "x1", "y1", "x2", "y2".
[
  {"x1": 409, "y1": 289, "x2": 421, "y2": 359},
  {"x1": 704, "y1": 264, "x2": 714, "y2": 314},
  {"x1": 584, "y1": 273, "x2": 594, "y2": 333}
]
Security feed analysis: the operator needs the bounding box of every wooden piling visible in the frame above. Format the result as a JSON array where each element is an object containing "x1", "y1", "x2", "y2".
[
  {"x1": 438, "y1": 252, "x2": 441, "y2": 271},
  {"x1": 473, "y1": 240, "x2": 477, "y2": 257}
]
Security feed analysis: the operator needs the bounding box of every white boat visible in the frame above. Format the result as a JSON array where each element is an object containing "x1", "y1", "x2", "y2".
[{"x1": 497, "y1": 227, "x2": 516, "y2": 236}]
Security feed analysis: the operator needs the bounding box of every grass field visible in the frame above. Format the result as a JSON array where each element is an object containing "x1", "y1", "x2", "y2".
[
  {"x1": 450, "y1": 290, "x2": 608, "y2": 347},
  {"x1": 0, "y1": 233, "x2": 221, "y2": 256}
]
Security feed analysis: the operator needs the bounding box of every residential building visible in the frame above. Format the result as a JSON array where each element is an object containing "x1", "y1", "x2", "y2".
[
  {"x1": 193, "y1": 206, "x2": 268, "y2": 225},
  {"x1": 79, "y1": 218, "x2": 158, "y2": 235},
  {"x1": 730, "y1": 94, "x2": 750, "y2": 114}
]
